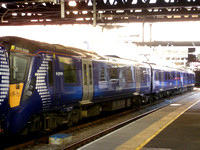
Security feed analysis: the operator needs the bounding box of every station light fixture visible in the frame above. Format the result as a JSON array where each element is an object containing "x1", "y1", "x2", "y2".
[
  {"x1": 88, "y1": 0, "x2": 92, "y2": 6},
  {"x1": 42, "y1": 3, "x2": 47, "y2": 6},
  {"x1": 1, "y1": 3, "x2": 7, "y2": 8},
  {"x1": 68, "y1": 0, "x2": 77, "y2": 7}
]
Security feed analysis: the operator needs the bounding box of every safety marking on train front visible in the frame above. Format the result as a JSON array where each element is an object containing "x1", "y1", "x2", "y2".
[
  {"x1": 35, "y1": 54, "x2": 52, "y2": 110},
  {"x1": 0, "y1": 47, "x2": 9, "y2": 106},
  {"x1": 115, "y1": 97, "x2": 200, "y2": 150}
]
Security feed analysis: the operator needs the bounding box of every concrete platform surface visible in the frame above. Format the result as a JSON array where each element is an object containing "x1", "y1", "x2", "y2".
[{"x1": 78, "y1": 92, "x2": 200, "y2": 150}]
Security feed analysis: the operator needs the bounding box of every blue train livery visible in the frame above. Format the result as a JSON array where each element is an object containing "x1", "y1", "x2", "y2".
[{"x1": 0, "y1": 36, "x2": 195, "y2": 134}]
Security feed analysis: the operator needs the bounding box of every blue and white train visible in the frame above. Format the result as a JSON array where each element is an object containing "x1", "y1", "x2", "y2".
[{"x1": 0, "y1": 36, "x2": 195, "y2": 134}]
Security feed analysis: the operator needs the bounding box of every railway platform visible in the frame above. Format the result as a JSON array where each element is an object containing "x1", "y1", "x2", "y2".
[{"x1": 78, "y1": 91, "x2": 200, "y2": 150}]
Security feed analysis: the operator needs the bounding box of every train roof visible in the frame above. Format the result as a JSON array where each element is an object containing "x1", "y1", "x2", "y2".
[
  {"x1": 150, "y1": 63, "x2": 194, "y2": 73},
  {"x1": 0, "y1": 36, "x2": 191, "y2": 72},
  {"x1": 0, "y1": 36, "x2": 148, "y2": 66},
  {"x1": 104, "y1": 55, "x2": 151, "y2": 68},
  {"x1": 0, "y1": 36, "x2": 105, "y2": 60}
]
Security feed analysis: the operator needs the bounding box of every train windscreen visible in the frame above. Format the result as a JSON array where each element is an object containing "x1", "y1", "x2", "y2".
[{"x1": 10, "y1": 52, "x2": 31, "y2": 84}]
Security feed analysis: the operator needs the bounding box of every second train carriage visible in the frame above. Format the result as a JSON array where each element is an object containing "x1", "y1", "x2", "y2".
[{"x1": 0, "y1": 36, "x2": 195, "y2": 134}]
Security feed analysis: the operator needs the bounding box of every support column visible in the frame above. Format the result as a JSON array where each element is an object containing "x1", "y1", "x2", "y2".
[
  {"x1": 61, "y1": 0, "x2": 65, "y2": 18},
  {"x1": 150, "y1": 23, "x2": 152, "y2": 42},
  {"x1": 93, "y1": 0, "x2": 97, "y2": 27},
  {"x1": 150, "y1": 23, "x2": 152, "y2": 48},
  {"x1": 142, "y1": 21, "x2": 144, "y2": 42}
]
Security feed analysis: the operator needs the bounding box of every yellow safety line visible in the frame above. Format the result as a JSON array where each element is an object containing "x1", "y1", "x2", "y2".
[
  {"x1": 115, "y1": 98, "x2": 200, "y2": 150},
  {"x1": 136, "y1": 99, "x2": 200, "y2": 150}
]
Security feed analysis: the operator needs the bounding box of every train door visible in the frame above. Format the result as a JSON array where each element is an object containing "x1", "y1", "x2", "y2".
[
  {"x1": 35, "y1": 53, "x2": 61, "y2": 110},
  {"x1": 135, "y1": 66, "x2": 141, "y2": 94},
  {"x1": 81, "y1": 59, "x2": 93, "y2": 104},
  {"x1": 48, "y1": 55, "x2": 61, "y2": 104},
  {"x1": 175, "y1": 71, "x2": 178, "y2": 87},
  {"x1": 161, "y1": 71, "x2": 165, "y2": 90}
]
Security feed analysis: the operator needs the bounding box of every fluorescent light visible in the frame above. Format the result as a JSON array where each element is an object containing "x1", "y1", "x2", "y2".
[{"x1": 68, "y1": 0, "x2": 77, "y2": 7}]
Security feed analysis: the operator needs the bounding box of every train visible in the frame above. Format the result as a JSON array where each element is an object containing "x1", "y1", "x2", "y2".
[{"x1": 0, "y1": 36, "x2": 195, "y2": 134}]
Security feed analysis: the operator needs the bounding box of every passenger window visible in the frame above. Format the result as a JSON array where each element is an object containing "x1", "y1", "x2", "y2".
[
  {"x1": 155, "y1": 71, "x2": 159, "y2": 81},
  {"x1": 188, "y1": 74, "x2": 192, "y2": 80},
  {"x1": 167, "y1": 73, "x2": 169, "y2": 80},
  {"x1": 140, "y1": 68, "x2": 147, "y2": 82},
  {"x1": 125, "y1": 67, "x2": 133, "y2": 83},
  {"x1": 177, "y1": 72, "x2": 180, "y2": 79},
  {"x1": 167, "y1": 73, "x2": 171, "y2": 80},
  {"x1": 48, "y1": 61, "x2": 53, "y2": 86},
  {"x1": 145, "y1": 71, "x2": 149, "y2": 82},
  {"x1": 159, "y1": 72, "x2": 162, "y2": 81},
  {"x1": 100, "y1": 68, "x2": 106, "y2": 81},
  {"x1": 64, "y1": 64, "x2": 76, "y2": 83},
  {"x1": 58, "y1": 56, "x2": 77, "y2": 84},
  {"x1": 170, "y1": 73, "x2": 173, "y2": 80},
  {"x1": 109, "y1": 68, "x2": 118, "y2": 79},
  {"x1": 165, "y1": 73, "x2": 168, "y2": 81},
  {"x1": 190, "y1": 74, "x2": 193, "y2": 80},
  {"x1": 184, "y1": 73, "x2": 187, "y2": 80},
  {"x1": 172, "y1": 72, "x2": 175, "y2": 79}
]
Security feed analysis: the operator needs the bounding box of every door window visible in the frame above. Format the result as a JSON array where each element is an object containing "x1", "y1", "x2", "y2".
[
  {"x1": 89, "y1": 65, "x2": 92, "y2": 85},
  {"x1": 48, "y1": 61, "x2": 53, "y2": 86},
  {"x1": 84, "y1": 64, "x2": 87, "y2": 85}
]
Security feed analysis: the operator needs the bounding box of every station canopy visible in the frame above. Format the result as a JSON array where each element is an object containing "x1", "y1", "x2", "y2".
[
  {"x1": 135, "y1": 41, "x2": 200, "y2": 47},
  {"x1": 0, "y1": 0, "x2": 200, "y2": 26}
]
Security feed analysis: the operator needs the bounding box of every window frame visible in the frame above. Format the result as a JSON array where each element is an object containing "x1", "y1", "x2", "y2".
[
  {"x1": 10, "y1": 52, "x2": 31, "y2": 84},
  {"x1": 100, "y1": 67, "x2": 106, "y2": 82},
  {"x1": 58, "y1": 56, "x2": 77, "y2": 84},
  {"x1": 109, "y1": 68, "x2": 118, "y2": 79},
  {"x1": 63, "y1": 63, "x2": 77, "y2": 83},
  {"x1": 125, "y1": 67, "x2": 133, "y2": 83}
]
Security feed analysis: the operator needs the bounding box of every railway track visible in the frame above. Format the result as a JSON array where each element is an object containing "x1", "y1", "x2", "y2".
[
  {"x1": 62, "y1": 104, "x2": 168, "y2": 150},
  {"x1": 5, "y1": 90, "x2": 198, "y2": 150}
]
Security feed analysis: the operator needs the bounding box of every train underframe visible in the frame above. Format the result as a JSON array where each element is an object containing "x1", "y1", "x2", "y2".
[{"x1": 20, "y1": 86, "x2": 194, "y2": 135}]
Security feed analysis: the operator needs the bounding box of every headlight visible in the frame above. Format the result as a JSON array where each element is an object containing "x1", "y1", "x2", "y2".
[{"x1": 26, "y1": 90, "x2": 33, "y2": 96}]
